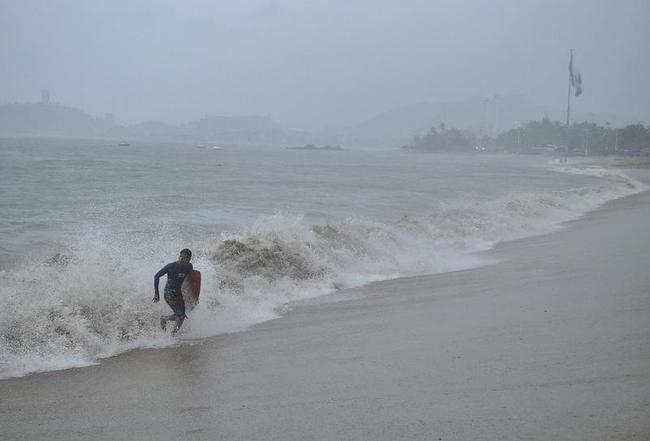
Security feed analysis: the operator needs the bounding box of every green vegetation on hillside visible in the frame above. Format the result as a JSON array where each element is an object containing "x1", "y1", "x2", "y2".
[{"x1": 404, "y1": 118, "x2": 650, "y2": 155}]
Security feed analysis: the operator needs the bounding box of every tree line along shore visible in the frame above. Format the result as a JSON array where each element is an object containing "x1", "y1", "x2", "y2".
[{"x1": 403, "y1": 118, "x2": 650, "y2": 156}]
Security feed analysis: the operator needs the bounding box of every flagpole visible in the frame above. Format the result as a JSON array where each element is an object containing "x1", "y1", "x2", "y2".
[{"x1": 566, "y1": 49, "x2": 573, "y2": 152}]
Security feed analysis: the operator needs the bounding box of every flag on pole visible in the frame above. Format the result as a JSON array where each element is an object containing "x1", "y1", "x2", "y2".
[
  {"x1": 574, "y1": 73, "x2": 582, "y2": 96},
  {"x1": 569, "y1": 52, "x2": 583, "y2": 97}
]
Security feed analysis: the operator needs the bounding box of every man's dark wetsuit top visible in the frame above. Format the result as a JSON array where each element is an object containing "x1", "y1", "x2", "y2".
[{"x1": 154, "y1": 261, "x2": 193, "y2": 296}]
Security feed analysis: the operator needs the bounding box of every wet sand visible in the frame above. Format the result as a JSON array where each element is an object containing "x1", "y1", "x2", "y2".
[
  {"x1": 2, "y1": 189, "x2": 650, "y2": 440},
  {"x1": 567, "y1": 154, "x2": 650, "y2": 169}
]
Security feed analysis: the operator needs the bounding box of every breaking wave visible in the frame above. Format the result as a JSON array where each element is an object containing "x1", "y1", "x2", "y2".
[{"x1": 1, "y1": 167, "x2": 647, "y2": 379}]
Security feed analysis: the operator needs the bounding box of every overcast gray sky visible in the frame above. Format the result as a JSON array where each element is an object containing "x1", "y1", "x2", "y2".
[{"x1": 1, "y1": 0, "x2": 649, "y2": 129}]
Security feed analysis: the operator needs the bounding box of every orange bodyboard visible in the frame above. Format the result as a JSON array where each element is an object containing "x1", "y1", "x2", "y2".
[{"x1": 181, "y1": 270, "x2": 201, "y2": 312}]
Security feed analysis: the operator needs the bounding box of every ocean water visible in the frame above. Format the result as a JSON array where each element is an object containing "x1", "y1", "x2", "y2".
[{"x1": 0, "y1": 137, "x2": 646, "y2": 379}]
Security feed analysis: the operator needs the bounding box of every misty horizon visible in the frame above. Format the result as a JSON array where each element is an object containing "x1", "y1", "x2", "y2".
[
  {"x1": 1, "y1": 1, "x2": 649, "y2": 131},
  {"x1": 5, "y1": 92, "x2": 629, "y2": 130}
]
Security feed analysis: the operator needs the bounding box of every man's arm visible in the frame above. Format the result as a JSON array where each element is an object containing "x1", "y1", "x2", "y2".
[{"x1": 153, "y1": 263, "x2": 171, "y2": 302}]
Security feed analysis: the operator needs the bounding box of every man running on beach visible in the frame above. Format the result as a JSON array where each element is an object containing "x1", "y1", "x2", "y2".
[{"x1": 153, "y1": 248, "x2": 193, "y2": 334}]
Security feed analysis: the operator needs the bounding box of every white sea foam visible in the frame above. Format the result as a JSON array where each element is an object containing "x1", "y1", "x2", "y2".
[{"x1": 0, "y1": 166, "x2": 646, "y2": 379}]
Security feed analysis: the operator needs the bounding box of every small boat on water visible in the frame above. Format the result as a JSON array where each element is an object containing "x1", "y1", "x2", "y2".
[{"x1": 118, "y1": 142, "x2": 130, "y2": 146}]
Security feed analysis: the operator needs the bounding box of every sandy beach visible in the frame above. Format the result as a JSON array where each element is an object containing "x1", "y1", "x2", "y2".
[{"x1": 2, "y1": 175, "x2": 650, "y2": 441}]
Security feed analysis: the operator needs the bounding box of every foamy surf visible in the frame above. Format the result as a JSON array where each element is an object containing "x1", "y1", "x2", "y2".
[{"x1": 0, "y1": 166, "x2": 646, "y2": 379}]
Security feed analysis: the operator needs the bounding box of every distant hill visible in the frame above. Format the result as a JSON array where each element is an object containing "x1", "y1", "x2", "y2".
[
  {"x1": 122, "y1": 120, "x2": 179, "y2": 140},
  {"x1": 336, "y1": 95, "x2": 634, "y2": 146},
  {"x1": 0, "y1": 101, "x2": 305, "y2": 145},
  {"x1": 0, "y1": 102, "x2": 118, "y2": 138},
  {"x1": 179, "y1": 115, "x2": 299, "y2": 144},
  {"x1": 187, "y1": 115, "x2": 285, "y2": 133},
  {"x1": 122, "y1": 116, "x2": 294, "y2": 144},
  {"x1": 336, "y1": 96, "x2": 551, "y2": 146}
]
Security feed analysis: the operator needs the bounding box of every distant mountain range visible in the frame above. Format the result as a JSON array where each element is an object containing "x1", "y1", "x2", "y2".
[
  {"x1": 0, "y1": 96, "x2": 637, "y2": 147},
  {"x1": 0, "y1": 102, "x2": 308, "y2": 145}
]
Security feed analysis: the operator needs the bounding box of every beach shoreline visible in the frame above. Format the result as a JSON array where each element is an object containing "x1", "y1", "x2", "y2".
[
  {"x1": 1, "y1": 170, "x2": 650, "y2": 440},
  {"x1": 565, "y1": 154, "x2": 650, "y2": 169}
]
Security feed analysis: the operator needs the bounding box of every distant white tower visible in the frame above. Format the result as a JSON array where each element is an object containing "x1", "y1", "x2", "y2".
[{"x1": 41, "y1": 89, "x2": 50, "y2": 104}]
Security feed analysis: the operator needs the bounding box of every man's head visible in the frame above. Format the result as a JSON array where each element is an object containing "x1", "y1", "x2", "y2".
[{"x1": 179, "y1": 248, "x2": 192, "y2": 263}]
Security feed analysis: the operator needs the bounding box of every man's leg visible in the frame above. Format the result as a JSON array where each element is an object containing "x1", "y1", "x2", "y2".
[
  {"x1": 160, "y1": 314, "x2": 177, "y2": 330},
  {"x1": 171, "y1": 315, "x2": 185, "y2": 335}
]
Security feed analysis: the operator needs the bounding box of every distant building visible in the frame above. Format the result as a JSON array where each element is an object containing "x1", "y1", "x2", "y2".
[{"x1": 41, "y1": 89, "x2": 50, "y2": 104}]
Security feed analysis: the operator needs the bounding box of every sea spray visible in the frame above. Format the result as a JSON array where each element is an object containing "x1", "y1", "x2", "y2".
[{"x1": 0, "y1": 167, "x2": 647, "y2": 379}]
